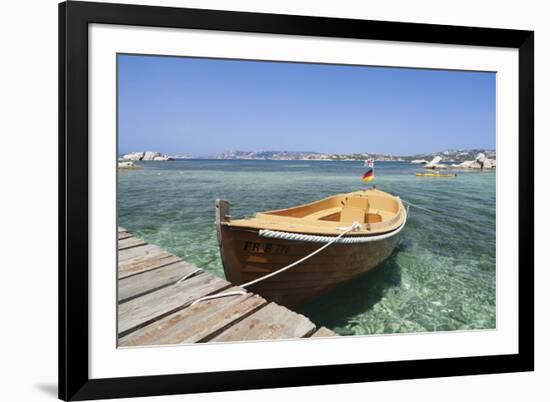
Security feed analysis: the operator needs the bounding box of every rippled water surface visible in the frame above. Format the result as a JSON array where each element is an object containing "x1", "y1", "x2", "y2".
[{"x1": 118, "y1": 160, "x2": 496, "y2": 335}]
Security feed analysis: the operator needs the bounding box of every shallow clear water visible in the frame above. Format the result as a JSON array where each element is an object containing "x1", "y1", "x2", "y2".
[{"x1": 118, "y1": 160, "x2": 496, "y2": 335}]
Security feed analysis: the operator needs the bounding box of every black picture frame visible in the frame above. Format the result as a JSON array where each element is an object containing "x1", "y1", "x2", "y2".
[{"x1": 59, "y1": 1, "x2": 534, "y2": 400}]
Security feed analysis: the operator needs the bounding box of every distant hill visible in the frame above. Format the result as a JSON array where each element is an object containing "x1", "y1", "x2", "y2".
[{"x1": 214, "y1": 149, "x2": 495, "y2": 162}]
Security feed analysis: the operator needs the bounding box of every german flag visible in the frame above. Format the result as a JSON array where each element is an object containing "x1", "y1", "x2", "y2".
[{"x1": 362, "y1": 168, "x2": 374, "y2": 182}]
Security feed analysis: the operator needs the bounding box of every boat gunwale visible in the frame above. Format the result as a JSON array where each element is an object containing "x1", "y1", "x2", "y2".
[
  {"x1": 225, "y1": 190, "x2": 407, "y2": 237},
  {"x1": 222, "y1": 214, "x2": 407, "y2": 241}
]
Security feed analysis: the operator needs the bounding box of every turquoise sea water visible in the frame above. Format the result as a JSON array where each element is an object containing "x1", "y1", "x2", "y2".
[{"x1": 118, "y1": 160, "x2": 496, "y2": 335}]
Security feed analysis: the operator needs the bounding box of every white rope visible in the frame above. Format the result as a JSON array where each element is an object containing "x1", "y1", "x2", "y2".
[
  {"x1": 176, "y1": 268, "x2": 202, "y2": 284},
  {"x1": 188, "y1": 200, "x2": 417, "y2": 307},
  {"x1": 242, "y1": 221, "x2": 363, "y2": 288},
  {"x1": 259, "y1": 219, "x2": 407, "y2": 244},
  {"x1": 403, "y1": 200, "x2": 455, "y2": 219},
  {"x1": 404, "y1": 200, "x2": 437, "y2": 214},
  {"x1": 189, "y1": 221, "x2": 363, "y2": 307},
  {"x1": 188, "y1": 201, "x2": 418, "y2": 307},
  {"x1": 189, "y1": 290, "x2": 247, "y2": 307}
]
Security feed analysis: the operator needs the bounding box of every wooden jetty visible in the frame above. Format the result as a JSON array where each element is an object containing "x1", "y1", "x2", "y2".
[{"x1": 117, "y1": 227, "x2": 337, "y2": 346}]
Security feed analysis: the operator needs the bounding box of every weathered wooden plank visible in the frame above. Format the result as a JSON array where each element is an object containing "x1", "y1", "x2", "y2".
[
  {"x1": 209, "y1": 302, "x2": 316, "y2": 342},
  {"x1": 118, "y1": 226, "x2": 127, "y2": 233},
  {"x1": 119, "y1": 289, "x2": 267, "y2": 346},
  {"x1": 118, "y1": 231, "x2": 132, "y2": 240},
  {"x1": 118, "y1": 244, "x2": 165, "y2": 262},
  {"x1": 118, "y1": 236, "x2": 147, "y2": 251},
  {"x1": 310, "y1": 326, "x2": 337, "y2": 338},
  {"x1": 118, "y1": 273, "x2": 230, "y2": 336},
  {"x1": 118, "y1": 261, "x2": 202, "y2": 303},
  {"x1": 116, "y1": 229, "x2": 328, "y2": 346},
  {"x1": 118, "y1": 251, "x2": 181, "y2": 279}
]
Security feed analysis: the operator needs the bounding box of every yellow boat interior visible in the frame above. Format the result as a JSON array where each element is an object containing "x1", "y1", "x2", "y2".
[{"x1": 226, "y1": 188, "x2": 406, "y2": 236}]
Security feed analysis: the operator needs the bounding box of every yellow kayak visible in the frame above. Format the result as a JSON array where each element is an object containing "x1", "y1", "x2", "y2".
[{"x1": 415, "y1": 172, "x2": 457, "y2": 177}]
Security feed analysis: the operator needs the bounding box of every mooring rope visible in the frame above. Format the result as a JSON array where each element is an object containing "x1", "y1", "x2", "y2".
[
  {"x1": 184, "y1": 197, "x2": 458, "y2": 308},
  {"x1": 258, "y1": 219, "x2": 407, "y2": 244},
  {"x1": 187, "y1": 198, "x2": 440, "y2": 307},
  {"x1": 402, "y1": 200, "x2": 456, "y2": 219},
  {"x1": 188, "y1": 221, "x2": 364, "y2": 307},
  {"x1": 176, "y1": 268, "x2": 203, "y2": 284}
]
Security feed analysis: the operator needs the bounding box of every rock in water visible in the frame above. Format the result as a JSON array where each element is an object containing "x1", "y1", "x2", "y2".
[
  {"x1": 425, "y1": 156, "x2": 443, "y2": 169},
  {"x1": 459, "y1": 160, "x2": 477, "y2": 169},
  {"x1": 118, "y1": 161, "x2": 141, "y2": 169},
  {"x1": 475, "y1": 153, "x2": 486, "y2": 165},
  {"x1": 153, "y1": 155, "x2": 172, "y2": 161},
  {"x1": 450, "y1": 157, "x2": 496, "y2": 170},
  {"x1": 143, "y1": 151, "x2": 160, "y2": 160},
  {"x1": 122, "y1": 151, "x2": 174, "y2": 161},
  {"x1": 122, "y1": 151, "x2": 145, "y2": 161}
]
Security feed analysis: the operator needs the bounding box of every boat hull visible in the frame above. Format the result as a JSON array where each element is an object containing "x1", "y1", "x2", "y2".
[{"x1": 218, "y1": 225, "x2": 401, "y2": 307}]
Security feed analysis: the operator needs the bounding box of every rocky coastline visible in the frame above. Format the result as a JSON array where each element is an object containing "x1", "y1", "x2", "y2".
[
  {"x1": 118, "y1": 151, "x2": 174, "y2": 169},
  {"x1": 121, "y1": 151, "x2": 174, "y2": 161},
  {"x1": 423, "y1": 153, "x2": 496, "y2": 170}
]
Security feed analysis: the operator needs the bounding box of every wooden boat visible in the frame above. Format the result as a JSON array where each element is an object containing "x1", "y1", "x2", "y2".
[
  {"x1": 415, "y1": 172, "x2": 457, "y2": 177},
  {"x1": 215, "y1": 188, "x2": 407, "y2": 307}
]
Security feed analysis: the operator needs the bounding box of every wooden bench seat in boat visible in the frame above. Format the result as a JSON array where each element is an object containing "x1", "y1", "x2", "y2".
[
  {"x1": 340, "y1": 206, "x2": 366, "y2": 223},
  {"x1": 303, "y1": 206, "x2": 384, "y2": 224},
  {"x1": 303, "y1": 199, "x2": 386, "y2": 224},
  {"x1": 303, "y1": 207, "x2": 342, "y2": 221}
]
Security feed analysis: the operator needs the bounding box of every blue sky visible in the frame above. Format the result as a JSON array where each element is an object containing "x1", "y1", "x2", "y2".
[{"x1": 118, "y1": 54, "x2": 495, "y2": 156}]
